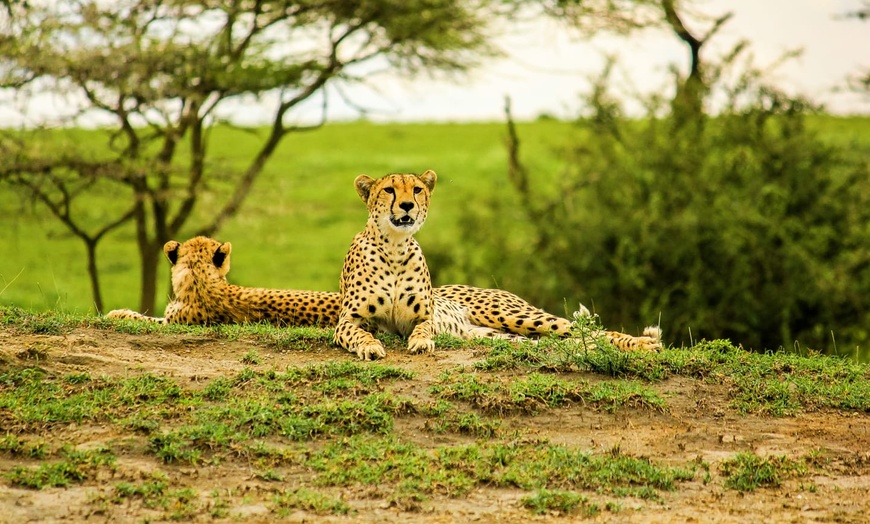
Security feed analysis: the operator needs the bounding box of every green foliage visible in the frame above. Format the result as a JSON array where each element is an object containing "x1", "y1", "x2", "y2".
[
  {"x1": 720, "y1": 452, "x2": 806, "y2": 491},
  {"x1": 6, "y1": 447, "x2": 116, "y2": 489},
  {"x1": 308, "y1": 436, "x2": 694, "y2": 502},
  {"x1": 475, "y1": 337, "x2": 870, "y2": 415},
  {"x1": 240, "y1": 350, "x2": 261, "y2": 365},
  {"x1": 431, "y1": 369, "x2": 666, "y2": 414},
  {"x1": 272, "y1": 488, "x2": 351, "y2": 516},
  {"x1": 0, "y1": 368, "x2": 188, "y2": 426},
  {"x1": 520, "y1": 489, "x2": 595, "y2": 516},
  {"x1": 425, "y1": 404, "x2": 502, "y2": 438},
  {"x1": 448, "y1": 52, "x2": 870, "y2": 358},
  {"x1": 108, "y1": 473, "x2": 201, "y2": 519}
]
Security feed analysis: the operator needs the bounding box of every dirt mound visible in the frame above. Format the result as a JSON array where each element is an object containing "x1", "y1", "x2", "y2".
[{"x1": 0, "y1": 327, "x2": 868, "y2": 523}]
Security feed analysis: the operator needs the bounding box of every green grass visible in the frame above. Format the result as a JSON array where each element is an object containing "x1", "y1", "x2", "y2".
[
  {"x1": 307, "y1": 435, "x2": 695, "y2": 508},
  {"x1": 0, "y1": 121, "x2": 577, "y2": 315},
  {"x1": 3, "y1": 309, "x2": 870, "y2": 518},
  {"x1": 273, "y1": 488, "x2": 351, "y2": 516},
  {"x1": 431, "y1": 369, "x2": 667, "y2": 414},
  {"x1": 520, "y1": 489, "x2": 596, "y2": 516},
  {"x1": 6, "y1": 447, "x2": 116, "y2": 489},
  {"x1": 475, "y1": 337, "x2": 870, "y2": 416},
  {"x1": 719, "y1": 452, "x2": 807, "y2": 491}
]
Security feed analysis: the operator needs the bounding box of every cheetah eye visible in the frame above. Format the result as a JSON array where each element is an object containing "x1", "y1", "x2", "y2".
[
  {"x1": 383, "y1": 187, "x2": 395, "y2": 194},
  {"x1": 413, "y1": 187, "x2": 423, "y2": 194}
]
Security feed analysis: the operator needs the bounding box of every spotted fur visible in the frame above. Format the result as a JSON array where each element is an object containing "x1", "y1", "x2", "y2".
[
  {"x1": 105, "y1": 236, "x2": 339, "y2": 326},
  {"x1": 333, "y1": 170, "x2": 662, "y2": 360},
  {"x1": 436, "y1": 285, "x2": 662, "y2": 352}
]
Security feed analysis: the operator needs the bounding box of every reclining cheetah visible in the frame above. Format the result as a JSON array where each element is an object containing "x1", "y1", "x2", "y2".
[
  {"x1": 333, "y1": 170, "x2": 661, "y2": 360},
  {"x1": 106, "y1": 237, "x2": 340, "y2": 326}
]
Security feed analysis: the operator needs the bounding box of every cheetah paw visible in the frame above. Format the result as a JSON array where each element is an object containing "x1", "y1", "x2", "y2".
[
  {"x1": 355, "y1": 342, "x2": 386, "y2": 361},
  {"x1": 407, "y1": 336, "x2": 435, "y2": 355},
  {"x1": 106, "y1": 309, "x2": 137, "y2": 319}
]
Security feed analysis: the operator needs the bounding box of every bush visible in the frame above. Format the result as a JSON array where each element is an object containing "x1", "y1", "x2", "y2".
[{"x1": 440, "y1": 55, "x2": 870, "y2": 357}]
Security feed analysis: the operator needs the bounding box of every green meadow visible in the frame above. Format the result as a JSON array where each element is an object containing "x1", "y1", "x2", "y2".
[
  {"x1": 2, "y1": 116, "x2": 869, "y2": 321},
  {"x1": 0, "y1": 120, "x2": 575, "y2": 314}
]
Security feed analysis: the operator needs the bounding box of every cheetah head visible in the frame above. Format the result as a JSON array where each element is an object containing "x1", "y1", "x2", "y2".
[
  {"x1": 164, "y1": 236, "x2": 232, "y2": 293},
  {"x1": 354, "y1": 170, "x2": 437, "y2": 237}
]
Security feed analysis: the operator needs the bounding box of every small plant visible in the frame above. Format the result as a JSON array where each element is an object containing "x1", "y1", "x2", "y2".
[
  {"x1": 7, "y1": 447, "x2": 116, "y2": 489},
  {"x1": 149, "y1": 433, "x2": 202, "y2": 465},
  {"x1": 428, "y1": 411, "x2": 501, "y2": 438},
  {"x1": 720, "y1": 452, "x2": 806, "y2": 491},
  {"x1": 255, "y1": 469, "x2": 285, "y2": 482},
  {"x1": 202, "y1": 377, "x2": 233, "y2": 401},
  {"x1": 241, "y1": 350, "x2": 261, "y2": 365},
  {"x1": 273, "y1": 488, "x2": 351, "y2": 516},
  {"x1": 520, "y1": 489, "x2": 594, "y2": 516},
  {"x1": 165, "y1": 487, "x2": 199, "y2": 520},
  {"x1": 113, "y1": 479, "x2": 169, "y2": 508}
]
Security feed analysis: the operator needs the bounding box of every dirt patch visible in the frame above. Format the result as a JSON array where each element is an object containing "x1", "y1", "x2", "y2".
[{"x1": 0, "y1": 327, "x2": 868, "y2": 523}]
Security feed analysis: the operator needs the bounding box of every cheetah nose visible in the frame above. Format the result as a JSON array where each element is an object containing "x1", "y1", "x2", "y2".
[{"x1": 399, "y1": 201, "x2": 414, "y2": 212}]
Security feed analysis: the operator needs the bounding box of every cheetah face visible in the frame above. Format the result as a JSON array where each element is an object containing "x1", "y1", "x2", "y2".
[
  {"x1": 354, "y1": 170, "x2": 437, "y2": 237},
  {"x1": 164, "y1": 236, "x2": 232, "y2": 291}
]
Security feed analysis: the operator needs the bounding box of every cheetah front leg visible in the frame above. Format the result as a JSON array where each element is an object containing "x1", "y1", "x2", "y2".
[
  {"x1": 106, "y1": 309, "x2": 168, "y2": 324},
  {"x1": 407, "y1": 319, "x2": 436, "y2": 354},
  {"x1": 333, "y1": 317, "x2": 387, "y2": 361}
]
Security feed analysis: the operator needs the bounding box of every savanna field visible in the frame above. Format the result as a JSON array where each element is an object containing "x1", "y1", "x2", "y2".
[{"x1": 1, "y1": 119, "x2": 870, "y2": 522}]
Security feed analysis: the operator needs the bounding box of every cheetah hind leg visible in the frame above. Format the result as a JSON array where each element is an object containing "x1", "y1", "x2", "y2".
[{"x1": 432, "y1": 295, "x2": 528, "y2": 344}]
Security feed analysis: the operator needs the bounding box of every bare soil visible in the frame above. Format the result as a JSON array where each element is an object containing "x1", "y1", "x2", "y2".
[{"x1": 0, "y1": 328, "x2": 868, "y2": 523}]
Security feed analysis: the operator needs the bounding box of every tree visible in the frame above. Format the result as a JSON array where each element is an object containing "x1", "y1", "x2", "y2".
[
  {"x1": 0, "y1": 0, "x2": 494, "y2": 314},
  {"x1": 443, "y1": 1, "x2": 870, "y2": 355},
  {"x1": 842, "y1": 1, "x2": 870, "y2": 95}
]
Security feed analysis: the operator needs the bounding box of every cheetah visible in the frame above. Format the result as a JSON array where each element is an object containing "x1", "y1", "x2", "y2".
[
  {"x1": 333, "y1": 170, "x2": 661, "y2": 360},
  {"x1": 105, "y1": 237, "x2": 340, "y2": 326},
  {"x1": 105, "y1": 236, "x2": 500, "y2": 336}
]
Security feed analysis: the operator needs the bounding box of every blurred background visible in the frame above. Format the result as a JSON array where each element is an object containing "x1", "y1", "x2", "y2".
[{"x1": 1, "y1": 0, "x2": 868, "y2": 359}]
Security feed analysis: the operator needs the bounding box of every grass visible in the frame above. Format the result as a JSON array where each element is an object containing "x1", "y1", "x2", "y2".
[
  {"x1": 0, "y1": 121, "x2": 577, "y2": 315},
  {"x1": 273, "y1": 488, "x2": 351, "y2": 516},
  {"x1": 719, "y1": 452, "x2": 808, "y2": 491},
  {"x1": 307, "y1": 435, "x2": 696, "y2": 508},
  {"x1": 431, "y1": 369, "x2": 667, "y2": 414},
  {"x1": 1, "y1": 308, "x2": 869, "y2": 519},
  {"x1": 6, "y1": 447, "x2": 116, "y2": 489},
  {"x1": 475, "y1": 337, "x2": 870, "y2": 416},
  {"x1": 520, "y1": 489, "x2": 596, "y2": 516}
]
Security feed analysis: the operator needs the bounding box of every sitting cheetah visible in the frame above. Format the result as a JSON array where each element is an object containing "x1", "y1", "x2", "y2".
[
  {"x1": 106, "y1": 237, "x2": 340, "y2": 326},
  {"x1": 333, "y1": 170, "x2": 661, "y2": 360}
]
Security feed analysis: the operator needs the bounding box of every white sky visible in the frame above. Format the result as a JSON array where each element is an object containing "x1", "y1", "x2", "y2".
[
  {"x1": 2, "y1": 0, "x2": 867, "y2": 125},
  {"x1": 289, "y1": 0, "x2": 870, "y2": 122}
]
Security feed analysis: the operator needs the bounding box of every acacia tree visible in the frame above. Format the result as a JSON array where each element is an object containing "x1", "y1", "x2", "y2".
[{"x1": 0, "y1": 0, "x2": 494, "y2": 314}]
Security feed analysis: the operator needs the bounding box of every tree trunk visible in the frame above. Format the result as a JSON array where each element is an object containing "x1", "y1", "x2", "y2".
[
  {"x1": 84, "y1": 239, "x2": 104, "y2": 313},
  {"x1": 137, "y1": 240, "x2": 160, "y2": 315}
]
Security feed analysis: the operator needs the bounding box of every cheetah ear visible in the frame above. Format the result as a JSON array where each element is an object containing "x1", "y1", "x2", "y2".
[
  {"x1": 163, "y1": 241, "x2": 181, "y2": 265},
  {"x1": 419, "y1": 170, "x2": 437, "y2": 193},
  {"x1": 354, "y1": 174, "x2": 376, "y2": 203},
  {"x1": 213, "y1": 242, "x2": 232, "y2": 269}
]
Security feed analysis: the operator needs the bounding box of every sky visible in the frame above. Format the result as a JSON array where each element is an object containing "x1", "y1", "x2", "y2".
[
  {"x1": 284, "y1": 0, "x2": 869, "y2": 123},
  {"x1": 2, "y1": 0, "x2": 867, "y2": 126}
]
